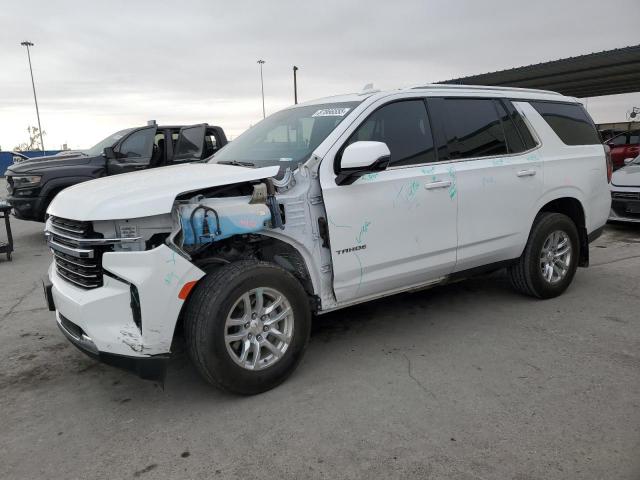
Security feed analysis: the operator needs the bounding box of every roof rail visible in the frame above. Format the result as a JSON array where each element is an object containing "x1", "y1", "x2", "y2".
[{"x1": 409, "y1": 84, "x2": 562, "y2": 96}]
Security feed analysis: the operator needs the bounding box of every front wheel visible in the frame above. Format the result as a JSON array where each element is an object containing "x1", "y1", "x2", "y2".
[
  {"x1": 508, "y1": 212, "x2": 579, "y2": 299},
  {"x1": 184, "y1": 260, "x2": 311, "y2": 394}
]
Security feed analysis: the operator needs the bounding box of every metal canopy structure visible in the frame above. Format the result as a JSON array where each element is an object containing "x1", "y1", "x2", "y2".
[{"x1": 439, "y1": 44, "x2": 640, "y2": 98}]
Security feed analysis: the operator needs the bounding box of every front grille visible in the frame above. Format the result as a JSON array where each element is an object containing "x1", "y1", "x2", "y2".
[
  {"x1": 611, "y1": 199, "x2": 640, "y2": 219},
  {"x1": 611, "y1": 191, "x2": 640, "y2": 200},
  {"x1": 48, "y1": 216, "x2": 110, "y2": 289}
]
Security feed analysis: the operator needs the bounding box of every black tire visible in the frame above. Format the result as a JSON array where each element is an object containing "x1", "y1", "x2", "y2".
[
  {"x1": 184, "y1": 260, "x2": 311, "y2": 394},
  {"x1": 508, "y1": 212, "x2": 580, "y2": 299}
]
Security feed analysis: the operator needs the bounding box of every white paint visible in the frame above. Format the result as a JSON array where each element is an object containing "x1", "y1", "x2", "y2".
[
  {"x1": 47, "y1": 163, "x2": 279, "y2": 221},
  {"x1": 47, "y1": 85, "x2": 611, "y2": 366}
]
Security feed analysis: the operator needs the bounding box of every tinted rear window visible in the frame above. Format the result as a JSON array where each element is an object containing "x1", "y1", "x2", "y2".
[
  {"x1": 530, "y1": 101, "x2": 600, "y2": 145},
  {"x1": 441, "y1": 98, "x2": 508, "y2": 159}
]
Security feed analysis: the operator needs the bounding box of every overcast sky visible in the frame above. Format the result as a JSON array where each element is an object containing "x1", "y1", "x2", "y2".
[{"x1": 1, "y1": 0, "x2": 639, "y2": 151}]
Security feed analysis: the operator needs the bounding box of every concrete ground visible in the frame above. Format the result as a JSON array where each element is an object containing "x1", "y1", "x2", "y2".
[{"x1": 1, "y1": 181, "x2": 639, "y2": 479}]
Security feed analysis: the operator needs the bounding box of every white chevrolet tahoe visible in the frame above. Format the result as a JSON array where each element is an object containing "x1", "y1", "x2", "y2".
[{"x1": 44, "y1": 85, "x2": 612, "y2": 394}]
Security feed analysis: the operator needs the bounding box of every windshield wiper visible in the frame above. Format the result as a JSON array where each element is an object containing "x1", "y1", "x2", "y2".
[{"x1": 216, "y1": 160, "x2": 256, "y2": 167}]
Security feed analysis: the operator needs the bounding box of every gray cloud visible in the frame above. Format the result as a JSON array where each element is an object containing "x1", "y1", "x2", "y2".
[{"x1": 1, "y1": 0, "x2": 639, "y2": 149}]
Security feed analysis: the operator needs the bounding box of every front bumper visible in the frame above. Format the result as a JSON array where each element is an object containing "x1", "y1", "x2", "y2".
[
  {"x1": 609, "y1": 188, "x2": 640, "y2": 223},
  {"x1": 46, "y1": 244, "x2": 205, "y2": 380},
  {"x1": 7, "y1": 194, "x2": 46, "y2": 221}
]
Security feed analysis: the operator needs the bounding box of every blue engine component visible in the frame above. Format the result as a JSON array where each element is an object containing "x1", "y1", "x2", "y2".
[{"x1": 180, "y1": 202, "x2": 272, "y2": 246}]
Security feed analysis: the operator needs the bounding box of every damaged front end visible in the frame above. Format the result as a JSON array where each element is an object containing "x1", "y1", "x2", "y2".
[{"x1": 169, "y1": 179, "x2": 284, "y2": 258}]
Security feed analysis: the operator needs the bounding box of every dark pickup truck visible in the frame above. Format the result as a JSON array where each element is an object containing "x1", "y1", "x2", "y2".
[{"x1": 5, "y1": 122, "x2": 227, "y2": 222}]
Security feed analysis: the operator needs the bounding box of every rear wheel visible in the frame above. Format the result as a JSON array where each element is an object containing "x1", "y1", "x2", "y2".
[
  {"x1": 184, "y1": 260, "x2": 311, "y2": 394},
  {"x1": 508, "y1": 212, "x2": 579, "y2": 299}
]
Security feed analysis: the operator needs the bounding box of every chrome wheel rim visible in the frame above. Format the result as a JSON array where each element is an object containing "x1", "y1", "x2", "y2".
[
  {"x1": 224, "y1": 287, "x2": 294, "y2": 371},
  {"x1": 539, "y1": 230, "x2": 572, "y2": 284}
]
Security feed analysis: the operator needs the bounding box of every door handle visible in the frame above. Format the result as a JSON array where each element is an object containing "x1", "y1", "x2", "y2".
[
  {"x1": 517, "y1": 169, "x2": 537, "y2": 177},
  {"x1": 424, "y1": 180, "x2": 452, "y2": 190}
]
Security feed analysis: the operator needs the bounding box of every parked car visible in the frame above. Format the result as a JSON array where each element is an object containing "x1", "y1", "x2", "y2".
[
  {"x1": 43, "y1": 85, "x2": 611, "y2": 394},
  {"x1": 5, "y1": 122, "x2": 227, "y2": 221},
  {"x1": 609, "y1": 154, "x2": 640, "y2": 223},
  {"x1": 606, "y1": 129, "x2": 640, "y2": 170}
]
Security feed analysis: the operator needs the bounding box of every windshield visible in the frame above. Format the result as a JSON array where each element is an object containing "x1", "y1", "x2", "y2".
[
  {"x1": 83, "y1": 129, "x2": 134, "y2": 157},
  {"x1": 211, "y1": 102, "x2": 360, "y2": 168}
]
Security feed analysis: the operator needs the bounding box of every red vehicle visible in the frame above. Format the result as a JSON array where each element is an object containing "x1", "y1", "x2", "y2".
[{"x1": 606, "y1": 129, "x2": 640, "y2": 170}]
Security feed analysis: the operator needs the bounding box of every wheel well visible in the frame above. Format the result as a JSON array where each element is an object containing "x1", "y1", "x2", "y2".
[
  {"x1": 538, "y1": 197, "x2": 589, "y2": 267},
  {"x1": 174, "y1": 235, "x2": 317, "y2": 341},
  {"x1": 39, "y1": 186, "x2": 66, "y2": 221},
  {"x1": 189, "y1": 235, "x2": 316, "y2": 297}
]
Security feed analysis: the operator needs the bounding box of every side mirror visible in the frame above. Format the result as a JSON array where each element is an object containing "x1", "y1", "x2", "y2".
[
  {"x1": 336, "y1": 141, "x2": 391, "y2": 185},
  {"x1": 103, "y1": 146, "x2": 117, "y2": 159}
]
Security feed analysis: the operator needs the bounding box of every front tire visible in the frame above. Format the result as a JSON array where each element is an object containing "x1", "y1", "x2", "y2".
[
  {"x1": 184, "y1": 260, "x2": 311, "y2": 394},
  {"x1": 508, "y1": 212, "x2": 579, "y2": 299}
]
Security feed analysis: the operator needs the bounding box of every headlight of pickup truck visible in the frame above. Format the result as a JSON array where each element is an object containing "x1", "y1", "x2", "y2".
[{"x1": 11, "y1": 175, "x2": 42, "y2": 188}]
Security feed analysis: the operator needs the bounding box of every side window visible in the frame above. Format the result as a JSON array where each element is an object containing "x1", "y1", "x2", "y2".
[
  {"x1": 609, "y1": 134, "x2": 629, "y2": 146},
  {"x1": 495, "y1": 100, "x2": 525, "y2": 153},
  {"x1": 529, "y1": 101, "x2": 600, "y2": 145},
  {"x1": 203, "y1": 131, "x2": 218, "y2": 158},
  {"x1": 119, "y1": 128, "x2": 155, "y2": 161},
  {"x1": 442, "y1": 98, "x2": 508, "y2": 159},
  {"x1": 503, "y1": 101, "x2": 537, "y2": 150},
  {"x1": 173, "y1": 125, "x2": 205, "y2": 161},
  {"x1": 346, "y1": 100, "x2": 436, "y2": 167},
  {"x1": 628, "y1": 131, "x2": 640, "y2": 144}
]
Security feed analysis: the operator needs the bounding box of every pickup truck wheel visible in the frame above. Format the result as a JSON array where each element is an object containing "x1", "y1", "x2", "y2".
[
  {"x1": 508, "y1": 212, "x2": 579, "y2": 299},
  {"x1": 184, "y1": 260, "x2": 311, "y2": 395}
]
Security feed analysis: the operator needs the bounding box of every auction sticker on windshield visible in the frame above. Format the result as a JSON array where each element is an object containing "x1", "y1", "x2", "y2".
[{"x1": 312, "y1": 108, "x2": 351, "y2": 117}]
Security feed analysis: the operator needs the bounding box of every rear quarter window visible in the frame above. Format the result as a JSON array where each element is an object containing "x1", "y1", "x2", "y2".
[{"x1": 529, "y1": 101, "x2": 600, "y2": 146}]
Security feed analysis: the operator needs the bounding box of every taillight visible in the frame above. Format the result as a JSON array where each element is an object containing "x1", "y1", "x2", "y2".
[{"x1": 604, "y1": 144, "x2": 612, "y2": 183}]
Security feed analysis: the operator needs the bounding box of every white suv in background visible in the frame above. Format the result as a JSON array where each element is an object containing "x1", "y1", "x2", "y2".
[{"x1": 43, "y1": 85, "x2": 611, "y2": 394}]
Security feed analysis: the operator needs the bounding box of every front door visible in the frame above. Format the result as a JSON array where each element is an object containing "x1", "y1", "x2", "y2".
[
  {"x1": 108, "y1": 126, "x2": 157, "y2": 175},
  {"x1": 170, "y1": 124, "x2": 207, "y2": 165},
  {"x1": 320, "y1": 98, "x2": 458, "y2": 303}
]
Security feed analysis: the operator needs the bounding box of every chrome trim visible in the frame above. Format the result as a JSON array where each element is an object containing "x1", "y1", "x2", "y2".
[
  {"x1": 56, "y1": 262, "x2": 99, "y2": 279},
  {"x1": 46, "y1": 227, "x2": 141, "y2": 245},
  {"x1": 55, "y1": 268, "x2": 101, "y2": 288},
  {"x1": 49, "y1": 222, "x2": 86, "y2": 235},
  {"x1": 56, "y1": 314, "x2": 99, "y2": 355},
  {"x1": 384, "y1": 145, "x2": 543, "y2": 171},
  {"x1": 47, "y1": 238, "x2": 94, "y2": 259},
  {"x1": 52, "y1": 251, "x2": 97, "y2": 269}
]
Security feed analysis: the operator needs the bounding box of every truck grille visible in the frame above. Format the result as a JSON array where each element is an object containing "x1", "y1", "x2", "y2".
[{"x1": 47, "y1": 216, "x2": 110, "y2": 289}]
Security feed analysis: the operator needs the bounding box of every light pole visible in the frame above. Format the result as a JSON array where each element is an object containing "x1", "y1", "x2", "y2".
[
  {"x1": 293, "y1": 65, "x2": 298, "y2": 104},
  {"x1": 20, "y1": 41, "x2": 45, "y2": 154},
  {"x1": 257, "y1": 59, "x2": 265, "y2": 118}
]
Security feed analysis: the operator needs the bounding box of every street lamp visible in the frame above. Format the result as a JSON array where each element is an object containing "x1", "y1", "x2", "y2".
[
  {"x1": 20, "y1": 41, "x2": 45, "y2": 154},
  {"x1": 293, "y1": 66, "x2": 298, "y2": 104},
  {"x1": 257, "y1": 59, "x2": 265, "y2": 119}
]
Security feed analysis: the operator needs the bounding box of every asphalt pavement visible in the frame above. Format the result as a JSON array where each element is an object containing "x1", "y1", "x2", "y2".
[{"x1": 1, "y1": 180, "x2": 639, "y2": 479}]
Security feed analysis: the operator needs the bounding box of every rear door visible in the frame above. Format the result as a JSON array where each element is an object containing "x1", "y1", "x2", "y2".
[
  {"x1": 428, "y1": 97, "x2": 543, "y2": 271},
  {"x1": 170, "y1": 124, "x2": 207, "y2": 164},
  {"x1": 108, "y1": 126, "x2": 157, "y2": 175}
]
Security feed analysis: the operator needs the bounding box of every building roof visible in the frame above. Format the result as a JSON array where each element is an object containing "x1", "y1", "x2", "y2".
[{"x1": 438, "y1": 44, "x2": 640, "y2": 98}]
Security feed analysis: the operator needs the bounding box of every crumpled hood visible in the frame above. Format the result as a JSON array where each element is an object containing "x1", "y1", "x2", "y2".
[
  {"x1": 47, "y1": 163, "x2": 279, "y2": 221},
  {"x1": 611, "y1": 164, "x2": 640, "y2": 188}
]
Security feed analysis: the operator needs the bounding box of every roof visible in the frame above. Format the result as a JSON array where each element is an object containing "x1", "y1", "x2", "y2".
[
  {"x1": 438, "y1": 44, "x2": 640, "y2": 98},
  {"x1": 296, "y1": 84, "x2": 573, "y2": 109}
]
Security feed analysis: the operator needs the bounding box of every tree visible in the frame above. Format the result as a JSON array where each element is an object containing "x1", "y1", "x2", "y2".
[{"x1": 14, "y1": 126, "x2": 46, "y2": 151}]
